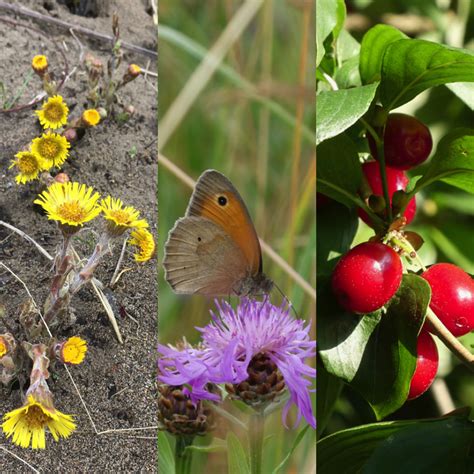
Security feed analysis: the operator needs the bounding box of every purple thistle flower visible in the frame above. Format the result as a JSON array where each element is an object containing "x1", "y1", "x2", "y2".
[
  {"x1": 158, "y1": 299, "x2": 316, "y2": 429},
  {"x1": 201, "y1": 299, "x2": 316, "y2": 429},
  {"x1": 157, "y1": 343, "x2": 220, "y2": 405}
]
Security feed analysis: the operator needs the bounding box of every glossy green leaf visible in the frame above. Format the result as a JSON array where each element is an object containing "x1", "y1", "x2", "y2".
[
  {"x1": 334, "y1": 56, "x2": 361, "y2": 89},
  {"x1": 359, "y1": 24, "x2": 407, "y2": 85},
  {"x1": 363, "y1": 416, "x2": 474, "y2": 473},
  {"x1": 380, "y1": 40, "x2": 474, "y2": 109},
  {"x1": 336, "y1": 29, "x2": 360, "y2": 63},
  {"x1": 158, "y1": 432, "x2": 175, "y2": 474},
  {"x1": 316, "y1": 83, "x2": 379, "y2": 145},
  {"x1": 317, "y1": 414, "x2": 474, "y2": 474},
  {"x1": 316, "y1": 0, "x2": 346, "y2": 67},
  {"x1": 413, "y1": 129, "x2": 474, "y2": 195},
  {"x1": 319, "y1": 274, "x2": 431, "y2": 420},
  {"x1": 316, "y1": 134, "x2": 363, "y2": 209},
  {"x1": 317, "y1": 199, "x2": 359, "y2": 276},
  {"x1": 227, "y1": 433, "x2": 250, "y2": 474}
]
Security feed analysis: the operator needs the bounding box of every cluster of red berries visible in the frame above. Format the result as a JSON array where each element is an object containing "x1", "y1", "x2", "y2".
[{"x1": 330, "y1": 114, "x2": 474, "y2": 401}]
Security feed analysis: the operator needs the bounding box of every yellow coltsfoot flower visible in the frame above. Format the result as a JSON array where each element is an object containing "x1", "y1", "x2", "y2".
[
  {"x1": 34, "y1": 181, "x2": 102, "y2": 228},
  {"x1": 9, "y1": 151, "x2": 47, "y2": 184},
  {"x1": 36, "y1": 95, "x2": 69, "y2": 130},
  {"x1": 3, "y1": 343, "x2": 75, "y2": 449},
  {"x1": 59, "y1": 336, "x2": 87, "y2": 365},
  {"x1": 128, "y1": 228, "x2": 155, "y2": 262},
  {"x1": 31, "y1": 132, "x2": 70, "y2": 169},
  {"x1": 100, "y1": 196, "x2": 148, "y2": 236},
  {"x1": 31, "y1": 55, "x2": 48, "y2": 75},
  {"x1": 2, "y1": 394, "x2": 76, "y2": 449},
  {"x1": 81, "y1": 109, "x2": 101, "y2": 127}
]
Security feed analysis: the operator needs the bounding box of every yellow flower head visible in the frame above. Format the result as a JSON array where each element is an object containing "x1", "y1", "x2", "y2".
[
  {"x1": 2, "y1": 394, "x2": 75, "y2": 449},
  {"x1": 31, "y1": 132, "x2": 70, "y2": 168},
  {"x1": 0, "y1": 338, "x2": 8, "y2": 358},
  {"x1": 100, "y1": 196, "x2": 148, "y2": 236},
  {"x1": 81, "y1": 109, "x2": 101, "y2": 127},
  {"x1": 60, "y1": 337, "x2": 87, "y2": 365},
  {"x1": 34, "y1": 181, "x2": 102, "y2": 227},
  {"x1": 31, "y1": 55, "x2": 48, "y2": 74},
  {"x1": 36, "y1": 95, "x2": 69, "y2": 130},
  {"x1": 128, "y1": 228, "x2": 155, "y2": 262},
  {"x1": 9, "y1": 151, "x2": 47, "y2": 184},
  {"x1": 128, "y1": 64, "x2": 142, "y2": 77}
]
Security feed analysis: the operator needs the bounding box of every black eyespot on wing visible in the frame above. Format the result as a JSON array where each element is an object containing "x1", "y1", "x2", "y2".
[
  {"x1": 197, "y1": 237, "x2": 202, "y2": 242},
  {"x1": 217, "y1": 195, "x2": 227, "y2": 206}
]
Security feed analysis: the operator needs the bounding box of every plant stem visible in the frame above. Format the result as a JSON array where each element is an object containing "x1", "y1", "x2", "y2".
[
  {"x1": 375, "y1": 137, "x2": 392, "y2": 223},
  {"x1": 249, "y1": 411, "x2": 265, "y2": 474},
  {"x1": 175, "y1": 436, "x2": 193, "y2": 474},
  {"x1": 426, "y1": 307, "x2": 474, "y2": 372},
  {"x1": 361, "y1": 118, "x2": 392, "y2": 223}
]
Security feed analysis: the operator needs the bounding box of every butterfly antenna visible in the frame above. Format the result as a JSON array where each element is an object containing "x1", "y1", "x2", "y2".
[{"x1": 273, "y1": 282, "x2": 299, "y2": 318}]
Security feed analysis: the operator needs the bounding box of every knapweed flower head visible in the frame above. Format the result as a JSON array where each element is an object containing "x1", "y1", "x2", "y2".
[
  {"x1": 31, "y1": 132, "x2": 70, "y2": 168},
  {"x1": 100, "y1": 196, "x2": 148, "y2": 236},
  {"x1": 36, "y1": 95, "x2": 69, "y2": 129},
  {"x1": 81, "y1": 109, "x2": 101, "y2": 127},
  {"x1": 159, "y1": 299, "x2": 316, "y2": 429},
  {"x1": 34, "y1": 181, "x2": 102, "y2": 227},
  {"x1": 128, "y1": 228, "x2": 155, "y2": 262},
  {"x1": 59, "y1": 336, "x2": 87, "y2": 365},
  {"x1": 9, "y1": 151, "x2": 47, "y2": 184},
  {"x1": 31, "y1": 55, "x2": 48, "y2": 75},
  {"x1": 157, "y1": 383, "x2": 219, "y2": 437},
  {"x1": 159, "y1": 340, "x2": 221, "y2": 406}
]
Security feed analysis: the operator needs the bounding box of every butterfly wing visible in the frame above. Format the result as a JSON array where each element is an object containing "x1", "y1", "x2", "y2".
[
  {"x1": 163, "y1": 216, "x2": 249, "y2": 295},
  {"x1": 185, "y1": 169, "x2": 262, "y2": 275}
]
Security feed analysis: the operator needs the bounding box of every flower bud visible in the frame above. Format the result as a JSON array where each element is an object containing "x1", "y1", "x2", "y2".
[
  {"x1": 0, "y1": 333, "x2": 16, "y2": 358},
  {"x1": 158, "y1": 384, "x2": 218, "y2": 437},
  {"x1": 54, "y1": 172, "x2": 70, "y2": 184},
  {"x1": 32, "y1": 55, "x2": 48, "y2": 76},
  {"x1": 63, "y1": 127, "x2": 78, "y2": 143}
]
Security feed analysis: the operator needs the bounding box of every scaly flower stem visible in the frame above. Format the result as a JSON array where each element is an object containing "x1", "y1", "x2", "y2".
[
  {"x1": 69, "y1": 232, "x2": 111, "y2": 294},
  {"x1": 175, "y1": 436, "x2": 193, "y2": 474},
  {"x1": 426, "y1": 307, "x2": 474, "y2": 372},
  {"x1": 249, "y1": 411, "x2": 265, "y2": 474}
]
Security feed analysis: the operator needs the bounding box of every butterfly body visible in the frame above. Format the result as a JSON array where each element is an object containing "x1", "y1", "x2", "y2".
[{"x1": 163, "y1": 170, "x2": 273, "y2": 297}]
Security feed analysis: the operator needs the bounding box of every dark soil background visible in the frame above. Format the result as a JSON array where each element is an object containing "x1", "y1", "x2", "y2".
[{"x1": 0, "y1": 0, "x2": 158, "y2": 471}]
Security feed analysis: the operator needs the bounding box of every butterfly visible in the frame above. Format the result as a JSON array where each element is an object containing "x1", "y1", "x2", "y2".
[{"x1": 163, "y1": 169, "x2": 273, "y2": 297}]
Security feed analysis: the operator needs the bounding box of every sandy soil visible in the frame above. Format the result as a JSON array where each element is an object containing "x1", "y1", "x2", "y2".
[{"x1": 0, "y1": 0, "x2": 158, "y2": 471}]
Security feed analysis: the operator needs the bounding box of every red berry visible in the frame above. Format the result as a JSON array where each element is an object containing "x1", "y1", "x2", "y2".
[
  {"x1": 408, "y1": 329, "x2": 438, "y2": 400},
  {"x1": 358, "y1": 161, "x2": 417, "y2": 226},
  {"x1": 368, "y1": 113, "x2": 432, "y2": 170},
  {"x1": 421, "y1": 263, "x2": 474, "y2": 337},
  {"x1": 331, "y1": 242, "x2": 403, "y2": 314}
]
